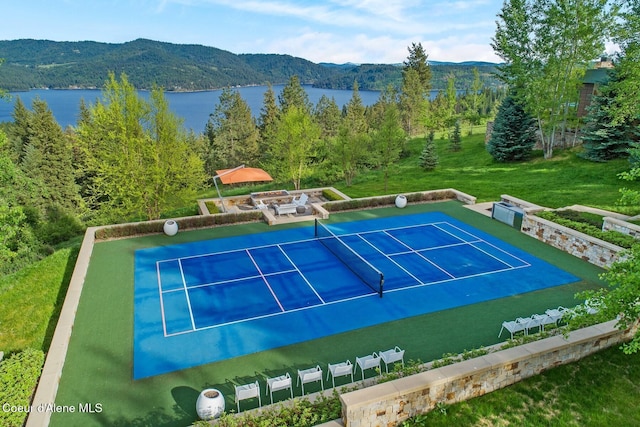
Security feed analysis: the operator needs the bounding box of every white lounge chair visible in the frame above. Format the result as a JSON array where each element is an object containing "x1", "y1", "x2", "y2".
[
  {"x1": 235, "y1": 381, "x2": 261, "y2": 413},
  {"x1": 326, "y1": 360, "x2": 354, "y2": 388},
  {"x1": 297, "y1": 365, "x2": 323, "y2": 395},
  {"x1": 355, "y1": 353, "x2": 381, "y2": 381},
  {"x1": 254, "y1": 199, "x2": 268, "y2": 210},
  {"x1": 380, "y1": 346, "x2": 405, "y2": 373},
  {"x1": 274, "y1": 203, "x2": 297, "y2": 216},
  {"x1": 498, "y1": 318, "x2": 528, "y2": 339},
  {"x1": 545, "y1": 306, "x2": 573, "y2": 325},
  {"x1": 266, "y1": 373, "x2": 293, "y2": 403},
  {"x1": 292, "y1": 193, "x2": 309, "y2": 206}
]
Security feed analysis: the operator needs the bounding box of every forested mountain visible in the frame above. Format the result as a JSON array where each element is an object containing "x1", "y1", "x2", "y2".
[{"x1": 0, "y1": 38, "x2": 502, "y2": 91}]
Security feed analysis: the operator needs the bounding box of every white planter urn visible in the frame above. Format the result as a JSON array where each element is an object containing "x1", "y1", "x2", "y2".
[
  {"x1": 163, "y1": 220, "x2": 179, "y2": 236},
  {"x1": 196, "y1": 388, "x2": 225, "y2": 420},
  {"x1": 395, "y1": 194, "x2": 407, "y2": 208}
]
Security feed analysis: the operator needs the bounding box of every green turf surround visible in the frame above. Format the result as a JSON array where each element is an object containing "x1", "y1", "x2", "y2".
[{"x1": 50, "y1": 201, "x2": 605, "y2": 426}]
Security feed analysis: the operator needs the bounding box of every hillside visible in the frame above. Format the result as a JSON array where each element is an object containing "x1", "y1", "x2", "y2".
[{"x1": 0, "y1": 39, "x2": 502, "y2": 92}]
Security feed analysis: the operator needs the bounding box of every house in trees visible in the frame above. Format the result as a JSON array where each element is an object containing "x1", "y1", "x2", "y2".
[{"x1": 577, "y1": 58, "x2": 613, "y2": 118}]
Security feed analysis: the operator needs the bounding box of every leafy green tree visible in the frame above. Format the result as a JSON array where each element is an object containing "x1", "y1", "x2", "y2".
[
  {"x1": 313, "y1": 95, "x2": 341, "y2": 140},
  {"x1": 400, "y1": 68, "x2": 427, "y2": 136},
  {"x1": 487, "y1": 95, "x2": 537, "y2": 162},
  {"x1": 313, "y1": 95, "x2": 343, "y2": 183},
  {"x1": 492, "y1": 0, "x2": 612, "y2": 158},
  {"x1": 460, "y1": 68, "x2": 485, "y2": 131},
  {"x1": 576, "y1": 243, "x2": 640, "y2": 354},
  {"x1": 269, "y1": 105, "x2": 320, "y2": 190},
  {"x1": 76, "y1": 73, "x2": 206, "y2": 222},
  {"x1": 604, "y1": 0, "x2": 640, "y2": 126},
  {"x1": 419, "y1": 131, "x2": 438, "y2": 170},
  {"x1": 205, "y1": 88, "x2": 260, "y2": 173},
  {"x1": 372, "y1": 99, "x2": 405, "y2": 191},
  {"x1": 333, "y1": 82, "x2": 370, "y2": 186}
]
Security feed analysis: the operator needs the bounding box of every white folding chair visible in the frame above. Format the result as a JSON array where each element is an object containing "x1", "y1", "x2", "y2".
[
  {"x1": 532, "y1": 313, "x2": 556, "y2": 331},
  {"x1": 292, "y1": 193, "x2": 309, "y2": 206},
  {"x1": 235, "y1": 381, "x2": 261, "y2": 413},
  {"x1": 355, "y1": 353, "x2": 381, "y2": 381},
  {"x1": 380, "y1": 346, "x2": 405, "y2": 373},
  {"x1": 326, "y1": 360, "x2": 354, "y2": 388},
  {"x1": 297, "y1": 365, "x2": 323, "y2": 395},
  {"x1": 266, "y1": 373, "x2": 293, "y2": 403}
]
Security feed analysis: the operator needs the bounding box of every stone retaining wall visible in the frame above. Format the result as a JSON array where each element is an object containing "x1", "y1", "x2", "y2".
[
  {"x1": 521, "y1": 213, "x2": 622, "y2": 268},
  {"x1": 603, "y1": 216, "x2": 640, "y2": 239},
  {"x1": 340, "y1": 320, "x2": 635, "y2": 427}
]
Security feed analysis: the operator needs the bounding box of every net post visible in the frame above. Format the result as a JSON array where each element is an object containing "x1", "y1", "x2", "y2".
[
  {"x1": 314, "y1": 218, "x2": 318, "y2": 237},
  {"x1": 379, "y1": 275, "x2": 384, "y2": 298}
]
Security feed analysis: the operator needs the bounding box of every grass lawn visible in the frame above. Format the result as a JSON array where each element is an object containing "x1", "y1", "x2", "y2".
[{"x1": 48, "y1": 201, "x2": 606, "y2": 426}]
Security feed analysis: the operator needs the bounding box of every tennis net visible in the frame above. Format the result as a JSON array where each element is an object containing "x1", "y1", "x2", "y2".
[{"x1": 314, "y1": 219, "x2": 384, "y2": 298}]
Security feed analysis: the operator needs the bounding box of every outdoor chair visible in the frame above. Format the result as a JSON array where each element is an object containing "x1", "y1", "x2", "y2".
[
  {"x1": 380, "y1": 346, "x2": 405, "y2": 373},
  {"x1": 498, "y1": 318, "x2": 528, "y2": 339},
  {"x1": 297, "y1": 365, "x2": 323, "y2": 395},
  {"x1": 254, "y1": 199, "x2": 268, "y2": 210},
  {"x1": 266, "y1": 373, "x2": 293, "y2": 403},
  {"x1": 326, "y1": 360, "x2": 354, "y2": 388},
  {"x1": 355, "y1": 352, "x2": 381, "y2": 381},
  {"x1": 234, "y1": 380, "x2": 261, "y2": 413},
  {"x1": 292, "y1": 193, "x2": 309, "y2": 206},
  {"x1": 545, "y1": 306, "x2": 573, "y2": 325},
  {"x1": 528, "y1": 314, "x2": 555, "y2": 333}
]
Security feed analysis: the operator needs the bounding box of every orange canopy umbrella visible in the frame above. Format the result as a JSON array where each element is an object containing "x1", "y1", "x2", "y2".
[{"x1": 215, "y1": 167, "x2": 273, "y2": 185}]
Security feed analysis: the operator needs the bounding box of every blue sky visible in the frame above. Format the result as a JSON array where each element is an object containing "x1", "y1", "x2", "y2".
[{"x1": 1, "y1": 0, "x2": 504, "y2": 64}]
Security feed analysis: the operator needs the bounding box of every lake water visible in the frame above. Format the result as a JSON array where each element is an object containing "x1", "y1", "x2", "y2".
[{"x1": 0, "y1": 85, "x2": 384, "y2": 132}]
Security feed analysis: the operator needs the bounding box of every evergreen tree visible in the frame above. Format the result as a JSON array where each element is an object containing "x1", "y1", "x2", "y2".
[
  {"x1": 487, "y1": 95, "x2": 537, "y2": 162},
  {"x1": 449, "y1": 120, "x2": 462, "y2": 152},
  {"x1": 279, "y1": 75, "x2": 311, "y2": 114},
  {"x1": 257, "y1": 84, "x2": 279, "y2": 167},
  {"x1": 419, "y1": 131, "x2": 438, "y2": 170},
  {"x1": 205, "y1": 88, "x2": 260, "y2": 172},
  {"x1": 333, "y1": 82, "x2": 370, "y2": 186},
  {"x1": 403, "y1": 42, "x2": 432, "y2": 94},
  {"x1": 400, "y1": 68, "x2": 427, "y2": 136},
  {"x1": 580, "y1": 68, "x2": 636, "y2": 162}
]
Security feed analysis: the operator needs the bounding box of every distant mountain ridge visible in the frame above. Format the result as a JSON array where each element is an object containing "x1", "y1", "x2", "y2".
[{"x1": 0, "y1": 38, "x2": 502, "y2": 92}]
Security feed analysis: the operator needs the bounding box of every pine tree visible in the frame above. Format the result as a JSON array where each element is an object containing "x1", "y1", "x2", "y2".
[
  {"x1": 419, "y1": 131, "x2": 438, "y2": 170},
  {"x1": 580, "y1": 68, "x2": 637, "y2": 162},
  {"x1": 487, "y1": 95, "x2": 536, "y2": 162},
  {"x1": 449, "y1": 120, "x2": 462, "y2": 151}
]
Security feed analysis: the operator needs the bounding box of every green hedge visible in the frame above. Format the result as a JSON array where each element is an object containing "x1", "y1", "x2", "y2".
[
  {"x1": 0, "y1": 348, "x2": 45, "y2": 427},
  {"x1": 321, "y1": 188, "x2": 345, "y2": 201},
  {"x1": 94, "y1": 210, "x2": 264, "y2": 240},
  {"x1": 324, "y1": 190, "x2": 455, "y2": 212},
  {"x1": 537, "y1": 211, "x2": 637, "y2": 249}
]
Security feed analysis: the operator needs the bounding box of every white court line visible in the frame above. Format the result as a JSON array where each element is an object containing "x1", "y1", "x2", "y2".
[
  {"x1": 162, "y1": 268, "x2": 299, "y2": 294},
  {"x1": 177, "y1": 258, "x2": 197, "y2": 332},
  {"x1": 276, "y1": 244, "x2": 326, "y2": 304},
  {"x1": 354, "y1": 233, "x2": 424, "y2": 285},
  {"x1": 158, "y1": 219, "x2": 534, "y2": 336},
  {"x1": 246, "y1": 249, "x2": 285, "y2": 312},
  {"x1": 156, "y1": 262, "x2": 168, "y2": 337},
  {"x1": 433, "y1": 222, "x2": 531, "y2": 268},
  {"x1": 164, "y1": 287, "x2": 377, "y2": 337}
]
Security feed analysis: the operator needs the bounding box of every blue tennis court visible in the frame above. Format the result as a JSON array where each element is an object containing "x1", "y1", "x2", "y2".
[{"x1": 133, "y1": 212, "x2": 578, "y2": 379}]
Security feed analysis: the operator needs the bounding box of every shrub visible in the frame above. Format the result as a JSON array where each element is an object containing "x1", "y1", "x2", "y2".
[
  {"x1": 321, "y1": 188, "x2": 344, "y2": 201},
  {"x1": 536, "y1": 211, "x2": 637, "y2": 248},
  {"x1": 0, "y1": 348, "x2": 45, "y2": 427}
]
